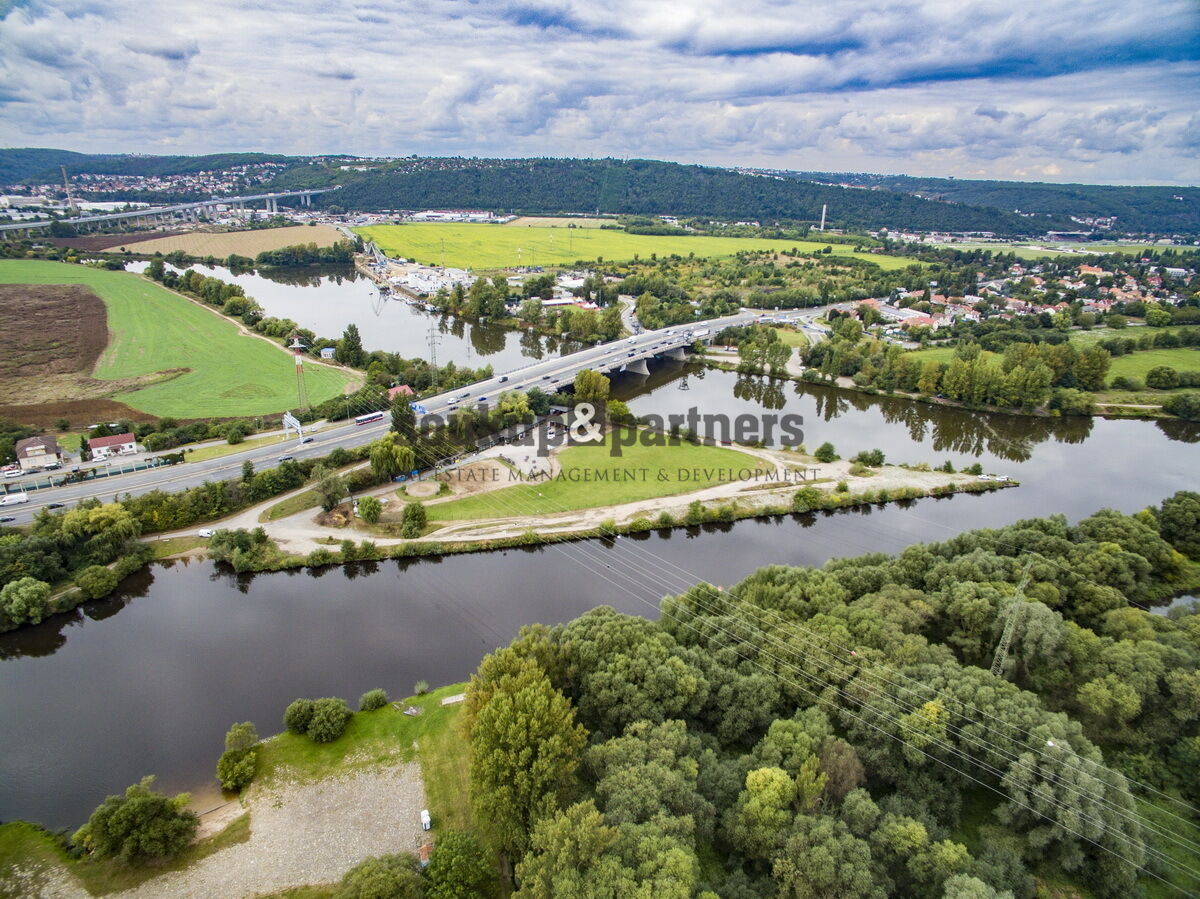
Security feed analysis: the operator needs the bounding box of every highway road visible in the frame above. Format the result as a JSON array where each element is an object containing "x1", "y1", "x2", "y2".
[{"x1": 0, "y1": 306, "x2": 829, "y2": 525}]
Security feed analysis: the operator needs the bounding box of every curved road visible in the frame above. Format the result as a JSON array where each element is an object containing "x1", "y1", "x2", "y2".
[{"x1": 0, "y1": 307, "x2": 830, "y2": 525}]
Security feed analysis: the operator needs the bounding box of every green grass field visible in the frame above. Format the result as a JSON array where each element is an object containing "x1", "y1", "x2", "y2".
[
  {"x1": 906, "y1": 342, "x2": 1200, "y2": 391},
  {"x1": 256, "y1": 683, "x2": 470, "y2": 831},
  {"x1": 1108, "y1": 347, "x2": 1200, "y2": 381},
  {"x1": 355, "y1": 223, "x2": 914, "y2": 271},
  {"x1": 430, "y1": 431, "x2": 769, "y2": 521},
  {"x1": 906, "y1": 346, "x2": 1002, "y2": 367},
  {"x1": 0, "y1": 261, "x2": 357, "y2": 419},
  {"x1": 929, "y1": 241, "x2": 1164, "y2": 260},
  {"x1": 773, "y1": 327, "x2": 809, "y2": 348}
]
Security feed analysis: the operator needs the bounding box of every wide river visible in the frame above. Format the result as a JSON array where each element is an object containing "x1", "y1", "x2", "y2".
[{"x1": 2, "y1": 358, "x2": 1197, "y2": 828}]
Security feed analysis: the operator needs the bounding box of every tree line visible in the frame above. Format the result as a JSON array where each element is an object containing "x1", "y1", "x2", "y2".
[{"x1": 460, "y1": 492, "x2": 1200, "y2": 897}]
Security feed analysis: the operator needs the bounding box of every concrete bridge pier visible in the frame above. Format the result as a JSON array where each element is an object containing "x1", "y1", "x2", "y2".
[
  {"x1": 665, "y1": 346, "x2": 687, "y2": 361},
  {"x1": 623, "y1": 358, "x2": 650, "y2": 376}
]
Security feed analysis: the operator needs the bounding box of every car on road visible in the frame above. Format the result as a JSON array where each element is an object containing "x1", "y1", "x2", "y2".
[
  {"x1": 542, "y1": 374, "x2": 551, "y2": 379},
  {"x1": 47, "y1": 502, "x2": 64, "y2": 509},
  {"x1": 0, "y1": 492, "x2": 29, "y2": 506},
  {"x1": 300, "y1": 437, "x2": 315, "y2": 444},
  {"x1": 498, "y1": 375, "x2": 509, "y2": 383},
  {"x1": 3, "y1": 468, "x2": 21, "y2": 478},
  {"x1": 278, "y1": 455, "x2": 294, "y2": 463},
  {"x1": 198, "y1": 528, "x2": 214, "y2": 538},
  {"x1": 0, "y1": 516, "x2": 14, "y2": 523}
]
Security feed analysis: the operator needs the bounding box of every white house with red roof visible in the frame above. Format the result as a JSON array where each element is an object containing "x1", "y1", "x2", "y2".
[{"x1": 89, "y1": 432, "x2": 138, "y2": 460}]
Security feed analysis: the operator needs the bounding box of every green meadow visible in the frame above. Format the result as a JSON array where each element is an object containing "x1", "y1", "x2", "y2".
[
  {"x1": 0, "y1": 261, "x2": 358, "y2": 418},
  {"x1": 355, "y1": 223, "x2": 914, "y2": 271},
  {"x1": 430, "y1": 430, "x2": 768, "y2": 521}
]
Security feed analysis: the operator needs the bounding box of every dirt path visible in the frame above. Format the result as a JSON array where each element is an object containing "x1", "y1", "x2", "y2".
[{"x1": 239, "y1": 441, "x2": 1001, "y2": 557}]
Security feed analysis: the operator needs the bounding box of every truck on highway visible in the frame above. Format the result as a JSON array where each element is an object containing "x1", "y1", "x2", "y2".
[{"x1": 0, "y1": 492, "x2": 30, "y2": 506}]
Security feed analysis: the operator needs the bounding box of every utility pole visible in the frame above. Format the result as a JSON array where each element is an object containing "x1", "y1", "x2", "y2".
[
  {"x1": 60, "y1": 166, "x2": 78, "y2": 213},
  {"x1": 427, "y1": 319, "x2": 440, "y2": 390},
  {"x1": 991, "y1": 560, "x2": 1035, "y2": 678}
]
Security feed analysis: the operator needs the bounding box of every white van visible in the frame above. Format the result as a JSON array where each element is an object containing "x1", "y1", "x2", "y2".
[{"x1": 0, "y1": 492, "x2": 30, "y2": 506}]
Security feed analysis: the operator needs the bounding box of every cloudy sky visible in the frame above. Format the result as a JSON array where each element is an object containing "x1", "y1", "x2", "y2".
[{"x1": 1, "y1": 0, "x2": 1198, "y2": 184}]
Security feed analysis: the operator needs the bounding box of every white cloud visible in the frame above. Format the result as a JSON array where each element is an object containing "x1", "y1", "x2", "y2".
[{"x1": 0, "y1": 0, "x2": 1196, "y2": 183}]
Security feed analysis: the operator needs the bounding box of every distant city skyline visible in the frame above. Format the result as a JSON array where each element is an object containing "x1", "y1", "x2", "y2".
[{"x1": 1, "y1": 0, "x2": 1198, "y2": 185}]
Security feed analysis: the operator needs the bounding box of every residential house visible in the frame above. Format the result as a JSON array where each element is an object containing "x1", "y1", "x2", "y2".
[
  {"x1": 15, "y1": 436, "x2": 62, "y2": 472},
  {"x1": 89, "y1": 432, "x2": 138, "y2": 460},
  {"x1": 387, "y1": 384, "x2": 415, "y2": 401}
]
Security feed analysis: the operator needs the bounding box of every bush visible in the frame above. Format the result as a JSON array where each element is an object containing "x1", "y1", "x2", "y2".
[
  {"x1": 1146, "y1": 366, "x2": 1181, "y2": 390},
  {"x1": 401, "y1": 501, "x2": 427, "y2": 538},
  {"x1": 1051, "y1": 387, "x2": 1095, "y2": 416},
  {"x1": 72, "y1": 776, "x2": 197, "y2": 864},
  {"x1": 359, "y1": 688, "x2": 389, "y2": 711},
  {"x1": 225, "y1": 721, "x2": 259, "y2": 753},
  {"x1": 792, "y1": 486, "x2": 823, "y2": 512},
  {"x1": 414, "y1": 680, "x2": 430, "y2": 695},
  {"x1": 307, "y1": 697, "x2": 353, "y2": 743},
  {"x1": 1110, "y1": 375, "x2": 1143, "y2": 391},
  {"x1": 216, "y1": 748, "x2": 256, "y2": 792},
  {"x1": 848, "y1": 462, "x2": 867, "y2": 477},
  {"x1": 284, "y1": 698, "x2": 315, "y2": 734},
  {"x1": 814, "y1": 442, "x2": 838, "y2": 463},
  {"x1": 336, "y1": 853, "x2": 424, "y2": 899},
  {"x1": 426, "y1": 830, "x2": 493, "y2": 898},
  {"x1": 358, "y1": 495, "x2": 382, "y2": 523},
  {"x1": 655, "y1": 511, "x2": 675, "y2": 528},
  {"x1": 307, "y1": 548, "x2": 337, "y2": 566},
  {"x1": 684, "y1": 500, "x2": 705, "y2": 525},
  {"x1": 0, "y1": 577, "x2": 53, "y2": 626},
  {"x1": 75, "y1": 564, "x2": 119, "y2": 600},
  {"x1": 835, "y1": 480, "x2": 849, "y2": 493},
  {"x1": 1164, "y1": 393, "x2": 1200, "y2": 420},
  {"x1": 851, "y1": 448, "x2": 885, "y2": 466}
]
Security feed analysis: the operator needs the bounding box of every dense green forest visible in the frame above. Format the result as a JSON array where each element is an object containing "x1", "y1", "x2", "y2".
[
  {"x1": 0, "y1": 148, "x2": 301, "y2": 184},
  {"x1": 269, "y1": 158, "x2": 1074, "y2": 235},
  {"x1": 8, "y1": 148, "x2": 1195, "y2": 236},
  {"x1": 462, "y1": 493, "x2": 1200, "y2": 897},
  {"x1": 789, "y1": 172, "x2": 1200, "y2": 236}
]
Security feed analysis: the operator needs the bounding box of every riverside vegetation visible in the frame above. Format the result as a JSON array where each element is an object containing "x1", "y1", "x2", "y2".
[{"x1": 459, "y1": 491, "x2": 1200, "y2": 898}]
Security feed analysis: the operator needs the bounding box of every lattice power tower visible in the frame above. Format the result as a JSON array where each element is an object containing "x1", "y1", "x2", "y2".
[{"x1": 288, "y1": 336, "x2": 310, "y2": 409}]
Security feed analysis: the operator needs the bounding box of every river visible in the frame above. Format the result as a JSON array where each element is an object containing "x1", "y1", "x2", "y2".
[
  {"x1": 125, "y1": 261, "x2": 580, "y2": 371},
  {"x1": 1, "y1": 362, "x2": 1198, "y2": 830}
]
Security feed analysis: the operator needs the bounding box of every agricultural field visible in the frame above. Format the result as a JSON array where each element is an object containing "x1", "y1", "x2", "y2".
[
  {"x1": 355, "y1": 223, "x2": 913, "y2": 271},
  {"x1": 505, "y1": 215, "x2": 614, "y2": 228},
  {"x1": 0, "y1": 261, "x2": 358, "y2": 420},
  {"x1": 105, "y1": 224, "x2": 344, "y2": 257},
  {"x1": 928, "y1": 240, "x2": 1164, "y2": 260}
]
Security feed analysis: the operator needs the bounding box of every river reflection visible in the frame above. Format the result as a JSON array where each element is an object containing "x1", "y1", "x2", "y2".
[{"x1": 1, "y1": 359, "x2": 1197, "y2": 828}]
